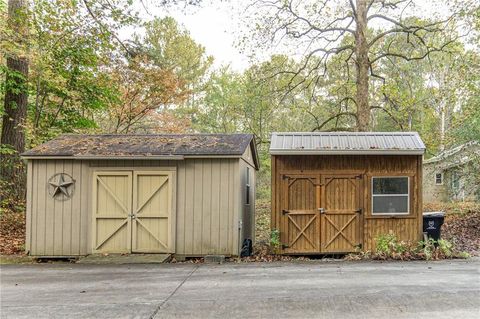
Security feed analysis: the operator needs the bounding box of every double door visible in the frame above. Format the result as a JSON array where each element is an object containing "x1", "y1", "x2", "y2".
[
  {"x1": 280, "y1": 174, "x2": 363, "y2": 254},
  {"x1": 92, "y1": 171, "x2": 174, "y2": 253}
]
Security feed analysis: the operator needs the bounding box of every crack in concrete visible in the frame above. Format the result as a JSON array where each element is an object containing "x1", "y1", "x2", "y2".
[{"x1": 149, "y1": 265, "x2": 199, "y2": 319}]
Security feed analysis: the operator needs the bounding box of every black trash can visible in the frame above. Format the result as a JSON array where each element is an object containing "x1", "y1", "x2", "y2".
[{"x1": 423, "y1": 212, "x2": 445, "y2": 241}]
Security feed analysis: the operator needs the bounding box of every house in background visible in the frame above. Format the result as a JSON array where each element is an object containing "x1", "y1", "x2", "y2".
[{"x1": 423, "y1": 141, "x2": 480, "y2": 203}]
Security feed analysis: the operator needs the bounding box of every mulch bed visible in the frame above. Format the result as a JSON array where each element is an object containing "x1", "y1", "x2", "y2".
[
  {"x1": 0, "y1": 210, "x2": 25, "y2": 255},
  {"x1": 442, "y1": 212, "x2": 480, "y2": 256}
]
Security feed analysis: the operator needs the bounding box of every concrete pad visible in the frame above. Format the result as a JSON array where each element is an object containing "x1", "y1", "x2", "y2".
[
  {"x1": 1, "y1": 259, "x2": 479, "y2": 318},
  {"x1": 77, "y1": 253, "x2": 171, "y2": 264}
]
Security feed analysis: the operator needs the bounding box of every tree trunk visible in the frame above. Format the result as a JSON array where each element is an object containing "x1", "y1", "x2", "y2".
[
  {"x1": 354, "y1": 0, "x2": 370, "y2": 132},
  {"x1": 1, "y1": 57, "x2": 29, "y2": 152},
  {"x1": 0, "y1": 0, "x2": 29, "y2": 205}
]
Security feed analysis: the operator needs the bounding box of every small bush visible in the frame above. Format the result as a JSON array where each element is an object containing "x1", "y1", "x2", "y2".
[
  {"x1": 358, "y1": 233, "x2": 471, "y2": 261},
  {"x1": 270, "y1": 229, "x2": 280, "y2": 249},
  {"x1": 438, "y1": 239, "x2": 453, "y2": 257}
]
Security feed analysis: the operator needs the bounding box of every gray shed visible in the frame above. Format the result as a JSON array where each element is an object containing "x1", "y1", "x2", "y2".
[{"x1": 22, "y1": 134, "x2": 259, "y2": 258}]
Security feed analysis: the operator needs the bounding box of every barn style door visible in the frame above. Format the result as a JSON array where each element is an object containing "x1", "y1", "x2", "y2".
[
  {"x1": 132, "y1": 172, "x2": 174, "y2": 253},
  {"x1": 93, "y1": 171, "x2": 174, "y2": 254},
  {"x1": 93, "y1": 172, "x2": 133, "y2": 253},
  {"x1": 280, "y1": 175, "x2": 321, "y2": 253},
  {"x1": 320, "y1": 175, "x2": 362, "y2": 253}
]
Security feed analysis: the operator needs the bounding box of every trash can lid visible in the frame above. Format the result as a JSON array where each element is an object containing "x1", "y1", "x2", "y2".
[{"x1": 423, "y1": 211, "x2": 445, "y2": 217}]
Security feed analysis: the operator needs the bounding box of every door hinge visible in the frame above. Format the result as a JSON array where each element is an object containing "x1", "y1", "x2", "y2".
[
  {"x1": 355, "y1": 208, "x2": 363, "y2": 214},
  {"x1": 282, "y1": 209, "x2": 290, "y2": 215},
  {"x1": 282, "y1": 175, "x2": 290, "y2": 180}
]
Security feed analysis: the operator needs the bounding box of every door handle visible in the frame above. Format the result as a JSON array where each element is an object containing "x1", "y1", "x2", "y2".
[{"x1": 318, "y1": 208, "x2": 325, "y2": 214}]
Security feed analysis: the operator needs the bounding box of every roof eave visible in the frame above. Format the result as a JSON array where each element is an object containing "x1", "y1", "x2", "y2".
[
  {"x1": 21, "y1": 154, "x2": 255, "y2": 160},
  {"x1": 21, "y1": 155, "x2": 186, "y2": 160},
  {"x1": 270, "y1": 149, "x2": 425, "y2": 155}
]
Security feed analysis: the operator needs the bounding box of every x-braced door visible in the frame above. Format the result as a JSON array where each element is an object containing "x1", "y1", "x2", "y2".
[
  {"x1": 93, "y1": 171, "x2": 174, "y2": 254},
  {"x1": 320, "y1": 175, "x2": 362, "y2": 253},
  {"x1": 281, "y1": 175, "x2": 321, "y2": 253},
  {"x1": 93, "y1": 172, "x2": 133, "y2": 253},
  {"x1": 132, "y1": 171, "x2": 174, "y2": 253}
]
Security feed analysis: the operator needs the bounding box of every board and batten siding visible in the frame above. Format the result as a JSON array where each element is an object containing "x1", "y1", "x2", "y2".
[
  {"x1": 239, "y1": 145, "x2": 257, "y2": 246},
  {"x1": 26, "y1": 160, "x2": 91, "y2": 256},
  {"x1": 26, "y1": 158, "x2": 242, "y2": 256},
  {"x1": 271, "y1": 154, "x2": 423, "y2": 252}
]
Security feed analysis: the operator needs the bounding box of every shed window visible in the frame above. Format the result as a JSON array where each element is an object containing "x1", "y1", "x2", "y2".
[
  {"x1": 435, "y1": 173, "x2": 443, "y2": 185},
  {"x1": 372, "y1": 177, "x2": 409, "y2": 215},
  {"x1": 246, "y1": 167, "x2": 250, "y2": 205}
]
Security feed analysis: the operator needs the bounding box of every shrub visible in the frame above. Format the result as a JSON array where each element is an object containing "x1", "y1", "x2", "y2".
[
  {"x1": 369, "y1": 233, "x2": 469, "y2": 261},
  {"x1": 438, "y1": 239, "x2": 453, "y2": 257},
  {"x1": 270, "y1": 229, "x2": 280, "y2": 249}
]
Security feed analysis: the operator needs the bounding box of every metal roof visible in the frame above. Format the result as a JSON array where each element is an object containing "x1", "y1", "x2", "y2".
[
  {"x1": 22, "y1": 134, "x2": 258, "y2": 167},
  {"x1": 270, "y1": 132, "x2": 425, "y2": 155},
  {"x1": 423, "y1": 141, "x2": 479, "y2": 164}
]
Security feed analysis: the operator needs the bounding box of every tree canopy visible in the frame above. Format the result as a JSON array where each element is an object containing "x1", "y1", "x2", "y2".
[{"x1": 1, "y1": 0, "x2": 479, "y2": 206}]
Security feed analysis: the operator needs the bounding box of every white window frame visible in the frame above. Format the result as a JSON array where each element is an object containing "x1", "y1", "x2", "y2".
[
  {"x1": 371, "y1": 176, "x2": 410, "y2": 215},
  {"x1": 435, "y1": 172, "x2": 443, "y2": 185}
]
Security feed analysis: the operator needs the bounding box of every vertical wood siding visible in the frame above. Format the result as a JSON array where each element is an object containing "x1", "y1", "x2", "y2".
[
  {"x1": 27, "y1": 160, "x2": 91, "y2": 256},
  {"x1": 27, "y1": 158, "x2": 241, "y2": 256},
  {"x1": 239, "y1": 158, "x2": 256, "y2": 246},
  {"x1": 272, "y1": 155, "x2": 422, "y2": 253}
]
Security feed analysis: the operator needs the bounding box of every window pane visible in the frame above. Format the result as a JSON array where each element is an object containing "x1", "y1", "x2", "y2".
[
  {"x1": 373, "y1": 177, "x2": 408, "y2": 194},
  {"x1": 373, "y1": 196, "x2": 408, "y2": 214}
]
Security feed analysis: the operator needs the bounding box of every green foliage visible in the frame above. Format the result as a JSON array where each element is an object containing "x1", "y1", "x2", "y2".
[
  {"x1": 0, "y1": 144, "x2": 16, "y2": 155},
  {"x1": 418, "y1": 238, "x2": 436, "y2": 261},
  {"x1": 375, "y1": 233, "x2": 408, "y2": 256},
  {"x1": 438, "y1": 239, "x2": 454, "y2": 258},
  {"x1": 374, "y1": 233, "x2": 468, "y2": 261},
  {"x1": 143, "y1": 17, "x2": 213, "y2": 92},
  {"x1": 270, "y1": 229, "x2": 280, "y2": 248}
]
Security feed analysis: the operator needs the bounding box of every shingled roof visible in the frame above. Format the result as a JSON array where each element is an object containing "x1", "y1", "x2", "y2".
[{"x1": 22, "y1": 134, "x2": 258, "y2": 167}]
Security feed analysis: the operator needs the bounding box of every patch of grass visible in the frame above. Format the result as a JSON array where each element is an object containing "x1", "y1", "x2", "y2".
[{"x1": 0, "y1": 255, "x2": 35, "y2": 264}]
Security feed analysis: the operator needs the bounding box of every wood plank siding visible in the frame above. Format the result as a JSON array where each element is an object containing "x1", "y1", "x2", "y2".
[
  {"x1": 271, "y1": 155, "x2": 423, "y2": 253},
  {"x1": 26, "y1": 158, "x2": 251, "y2": 257}
]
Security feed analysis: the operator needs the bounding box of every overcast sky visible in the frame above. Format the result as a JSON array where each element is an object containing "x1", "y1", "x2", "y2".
[
  {"x1": 140, "y1": 1, "x2": 453, "y2": 71},
  {"x1": 142, "y1": 1, "x2": 248, "y2": 71}
]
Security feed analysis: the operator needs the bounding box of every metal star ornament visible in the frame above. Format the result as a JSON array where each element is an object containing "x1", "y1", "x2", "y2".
[{"x1": 48, "y1": 173, "x2": 75, "y2": 200}]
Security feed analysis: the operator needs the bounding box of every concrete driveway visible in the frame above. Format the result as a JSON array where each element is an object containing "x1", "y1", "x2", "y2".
[{"x1": 1, "y1": 259, "x2": 479, "y2": 319}]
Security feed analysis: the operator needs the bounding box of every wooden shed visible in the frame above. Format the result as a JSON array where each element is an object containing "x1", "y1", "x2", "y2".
[
  {"x1": 270, "y1": 132, "x2": 425, "y2": 254},
  {"x1": 22, "y1": 134, "x2": 258, "y2": 258}
]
